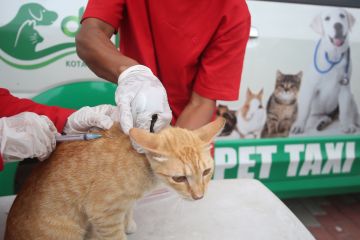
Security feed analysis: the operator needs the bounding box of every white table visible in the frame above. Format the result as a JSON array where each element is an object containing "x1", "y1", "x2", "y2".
[
  {"x1": 0, "y1": 195, "x2": 14, "y2": 240},
  {"x1": 0, "y1": 179, "x2": 314, "y2": 240}
]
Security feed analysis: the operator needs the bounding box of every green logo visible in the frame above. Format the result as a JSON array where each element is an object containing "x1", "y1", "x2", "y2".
[
  {"x1": 0, "y1": 3, "x2": 82, "y2": 69},
  {"x1": 61, "y1": 7, "x2": 84, "y2": 38}
]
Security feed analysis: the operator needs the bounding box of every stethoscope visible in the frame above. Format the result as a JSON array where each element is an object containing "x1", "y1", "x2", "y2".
[{"x1": 313, "y1": 39, "x2": 350, "y2": 85}]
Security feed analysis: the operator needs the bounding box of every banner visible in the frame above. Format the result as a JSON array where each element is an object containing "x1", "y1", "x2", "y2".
[
  {"x1": 216, "y1": 3, "x2": 360, "y2": 140},
  {"x1": 214, "y1": 135, "x2": 360, "y2": 197},
  {"x1": 214, "y1": 2, "x2": 360, "y2": 197}
]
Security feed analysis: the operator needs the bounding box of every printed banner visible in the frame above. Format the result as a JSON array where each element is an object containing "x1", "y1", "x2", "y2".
[
  {"x1": 216, "y1": 4, "x2": 360, "y2": 140},
  {"x1": 215, "y1": 136, "x2": 358, "y2": 180},
  {"x1": 0, "y1": 0, "x2": 111, "y2": 99},
  {"x1": 214, "y1": 135, "x2": 360, "y2": 197}
]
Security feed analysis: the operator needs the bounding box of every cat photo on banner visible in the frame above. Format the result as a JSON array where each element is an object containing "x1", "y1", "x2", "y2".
[
  {"x1": 262, "y1": 70, "x2": 302, "y2": 138},
  {"x1": 217, "y1": 88, "x2": 266, "y2": 139}
]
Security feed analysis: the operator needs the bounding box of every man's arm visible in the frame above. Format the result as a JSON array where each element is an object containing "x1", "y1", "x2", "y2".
[
  {"x1": 77, "y1": 18, "x2": 171, "y2": 145},
  {"x1": 184, "y1": 2, "x2": 250, "y2": 131},
  {"x1": 176, "y1": 92, "x2": 216, "y2": 130},
  {"x1": 76, "y1": 18, "x2": 138, "y2": 83}
]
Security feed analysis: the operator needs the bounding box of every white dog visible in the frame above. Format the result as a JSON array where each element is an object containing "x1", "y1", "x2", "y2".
[{"x1": 292, "y1": 8, "x2": 359, "y2": 134}]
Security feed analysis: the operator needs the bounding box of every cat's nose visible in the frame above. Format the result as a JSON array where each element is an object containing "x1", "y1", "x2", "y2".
[{"x1": 192, "y1": 194, "x2": 204, "y2": 200}]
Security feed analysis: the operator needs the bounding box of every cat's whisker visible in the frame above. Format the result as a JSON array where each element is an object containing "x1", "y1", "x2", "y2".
[
  {"x1": 170, "y1": 196, "x2": 185, "y2": 217},
  {"x1": 171, "y1": 196, "x2": 181, "y2": 213},
  {"x1": 173, "y1": 196, "x2": 184, "y2": 217},
  {"x1": 177, "y1": 198, "x2": 186, "y2": 218}
]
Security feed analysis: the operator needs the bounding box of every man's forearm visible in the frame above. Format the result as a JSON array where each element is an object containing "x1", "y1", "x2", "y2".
[
  {"x1": 176, "y1": 92, "x2": 216, "y2": 130},
  {"x1": 76, "y1": 18, "x2": 138, "y2": 83}
]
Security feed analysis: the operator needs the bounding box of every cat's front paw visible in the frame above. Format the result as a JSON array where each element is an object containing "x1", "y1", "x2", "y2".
[
  {"x1": 291, "y1": 122, "x2": 305, "y2": 134},
  {"x1": 125, "y1": 219, "x2": 137, "y2": 234}
]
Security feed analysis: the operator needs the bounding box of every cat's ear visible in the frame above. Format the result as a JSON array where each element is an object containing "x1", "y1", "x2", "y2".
[
  {"x1": 276, "y1": 70, "x2": 283, "y2": 79},
  {"x1": 258, "y1": 88, "x2": 264, "y2": 98},
  {"x1": 296, "y1": 71, "x2": 303, "y2": 80},
  {"x1": 194, "y1": 117, "x2": 226, "y2": 144},
  {"x1": 129, "y1": 128, "x2": 163, "y2": 154},
  {"x1": 246, "y1": 88, "x2": 252, "y2": 97}
]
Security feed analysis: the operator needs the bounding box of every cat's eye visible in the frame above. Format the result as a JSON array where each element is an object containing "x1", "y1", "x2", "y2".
[
  {"x1": 172, "y1": 176, "x2": 187, "y2": 183},
  {"x1": 203, "y1": 168, "x2": 211, "y2": 176}
]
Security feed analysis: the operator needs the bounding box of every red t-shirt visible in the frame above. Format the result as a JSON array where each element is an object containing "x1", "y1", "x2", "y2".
[
  {"x1": 0, "y1": 88, "x2": 75, "y2": 170},
  {"x1": 82, "y1": 0, "x2": 250, "y2": 120}
]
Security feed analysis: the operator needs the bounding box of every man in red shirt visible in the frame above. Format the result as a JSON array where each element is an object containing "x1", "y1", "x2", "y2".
[
  {"x1": 0, "y1": 88, "x2": 118, "y2": 171},
  {"x1": 76, "y1": 0, "x2": 251, "y2": 151}
]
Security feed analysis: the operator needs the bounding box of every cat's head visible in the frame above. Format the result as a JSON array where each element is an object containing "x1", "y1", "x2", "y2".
[
  {"x1": 274, "y1": 70, "x2": 302, "y2": 104},
  {"x1": 16, "y1": 22, "x2": 44, "y2": 48},
  {"x1": 241, "y1": 88, "x2": 264, "y2": 120},
  {"x1": 129, "y1": 118, "x2": 225, "y2": 201},
  {"x1": 216, "y1": 105, "x2": 237, "y2": 136}
]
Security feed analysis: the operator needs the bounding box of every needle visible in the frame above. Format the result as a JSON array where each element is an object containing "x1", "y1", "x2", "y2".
[{"x1": 55, "y1": 133, "x2": 102, "y2": 142}]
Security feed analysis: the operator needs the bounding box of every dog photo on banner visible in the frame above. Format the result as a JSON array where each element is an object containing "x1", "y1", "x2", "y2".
[{"x1": 217, "y1": 7, "x2": 360, "y2": 140}]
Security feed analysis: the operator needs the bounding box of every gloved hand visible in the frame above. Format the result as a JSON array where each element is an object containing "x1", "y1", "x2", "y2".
[
  {"x1": 115, "y1": 65, "x2": 172, "y2": 152},
  {"x1": 63, "y1": 104, "x2": 118, "y2": 134},
  {"x1": 0, "y1": 112, "x2": 58, "y2": 162},
  {"x1": 116, "y1": 65, "x2": 172, "y2": 132}
]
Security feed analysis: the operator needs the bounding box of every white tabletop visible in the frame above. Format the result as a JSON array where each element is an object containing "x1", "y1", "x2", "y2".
[{"x1": 0, "y1": 179, "x2": 314, "y2": 240}]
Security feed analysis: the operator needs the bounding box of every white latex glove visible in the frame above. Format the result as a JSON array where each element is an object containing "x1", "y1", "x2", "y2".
[
  {"x1": 116, "y1": 65, "x2": 172, "y2": 132},
  {"x1": 63, "y1": 104, "x2": 118, "y2": 134},
  {"x1": 116, "y1": 65, "x2": 172, "y2": 152},
  {"x1": 0, "y1": 112, "x2": 58, "y2": 162}
]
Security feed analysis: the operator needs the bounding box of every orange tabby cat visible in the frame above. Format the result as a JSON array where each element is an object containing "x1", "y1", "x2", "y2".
[{"x1": 5, "y1": 118, "x2": 225, "y2": 240}]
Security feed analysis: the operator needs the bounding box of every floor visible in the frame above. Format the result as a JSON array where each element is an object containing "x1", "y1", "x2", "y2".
[{"x1": 284, "y1": 193, "x2": 360, "y2": 240}]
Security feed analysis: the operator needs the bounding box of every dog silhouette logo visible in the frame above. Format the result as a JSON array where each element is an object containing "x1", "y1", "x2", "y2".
[{"x1": 0, "y1": 3, "x2": 76, "y2": 68}]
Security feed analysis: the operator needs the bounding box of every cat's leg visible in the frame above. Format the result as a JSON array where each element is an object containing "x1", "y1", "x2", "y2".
[
  {"x1": 87, "y1": 211, "x2": 127, "y2": 240},
  {"x1": 267, "y1": 118, "x2": 278, "y2": 134},
  {"x1": 90, "y1": 218, "x2": 127, "y2": 240},
  {"x1": 249, "y1": 132, "x2": 257, "y2": 139},
  {"x1": 37, "y1": 216, "x2": 86, "y2": 240},
  {"x1": 260, "y1": 124, "x2": 268, "y2": 138},
  {"x1": 254, "y1": 130, "x2": 261, "y2": 139},
  {"x1": 278, "y1": 119, "x2": 292, "y2": 137},
  {"x1": 124, "y1": 205, "x2": 137, "y2": 234},
  {"x1": 263, "y1": 113, "x2": 278, "y2": 138}
]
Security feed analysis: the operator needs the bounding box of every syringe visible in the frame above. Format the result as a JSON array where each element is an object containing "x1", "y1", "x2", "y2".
[{"x1": 56, "y1": 133, "x2": 102, "y2": 142}]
